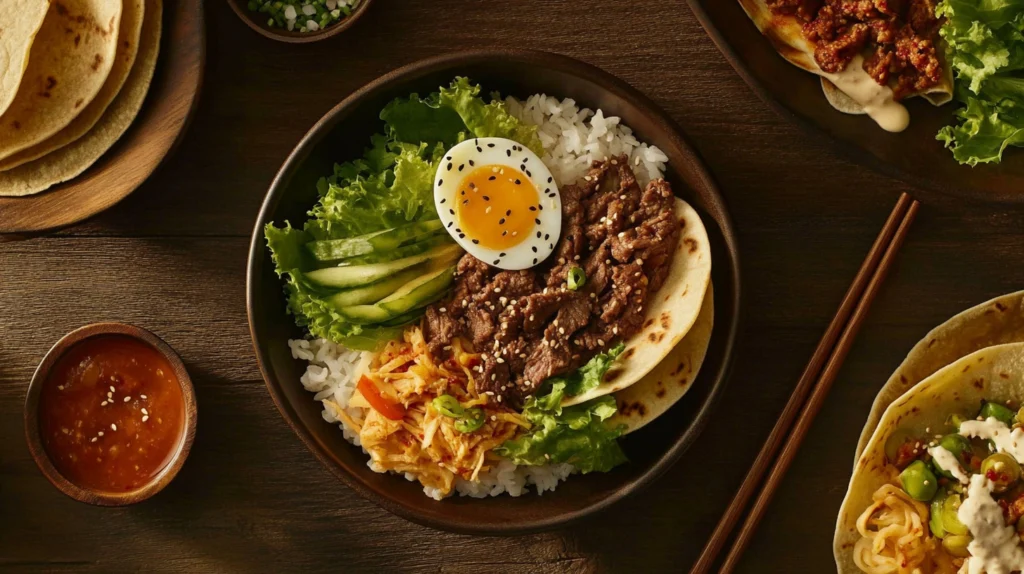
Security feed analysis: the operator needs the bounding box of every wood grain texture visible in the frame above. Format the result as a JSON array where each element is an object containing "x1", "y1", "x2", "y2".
[{"x1": 1, "y1": 0, "x2": 1023, "y2": 571}]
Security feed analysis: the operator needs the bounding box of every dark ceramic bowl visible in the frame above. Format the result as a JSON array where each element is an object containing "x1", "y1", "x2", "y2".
[
  {"x1": 687, "y1": 0, "x2": 1024, "y2": 203},
  {"x1": 225, "y1": 0, "x2": 373, "y2": 43},
  {"x1": 247, "y1": 49, "x2": 742, "y2": 534},
  {"x1": 24, "y1": 323, "x2": 198, "y2": 506}
]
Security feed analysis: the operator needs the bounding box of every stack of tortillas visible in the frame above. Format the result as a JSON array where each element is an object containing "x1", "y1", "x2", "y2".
[{"x1": 0, "y1": 0, "x2": 162, "y2": 197}]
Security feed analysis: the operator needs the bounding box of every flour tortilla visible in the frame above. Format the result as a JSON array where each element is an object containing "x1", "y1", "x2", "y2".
[
  {"x1": 562, "y1": 197, "x2": 712, "y2": 407},
  {"x1": 738, "y1": 0, "x2": 953, "y2": 116},
  {"x1": 0, "y1": 0, "x2": 160, "y2": 196},
  {"x1": 853, "y1": 291, "x2": 1024, "y2": 464},
  {"x1": 0, "y1": 0, "x2": 50, "y2": 118},
  {"x1": 612, "y1": 282, "x2": 714, "y2": 434},
  {"x1": 0, "y1": 0, "x2": 122, "y2": 161},
  {"x1": 0, "y1": 0, "x2": 143, "y2": 171},
  {"x1": 834, "y1": 342, "x2": 1024, "y2": 573}
]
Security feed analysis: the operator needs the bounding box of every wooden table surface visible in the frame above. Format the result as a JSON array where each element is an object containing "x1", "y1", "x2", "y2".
[{"x1": 3, "y1": 1, "x2": 1022, "y2": 572}]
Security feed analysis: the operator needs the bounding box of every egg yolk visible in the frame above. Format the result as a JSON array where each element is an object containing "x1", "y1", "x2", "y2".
[{"x1": 455, "y1": 164, "x2": 539, "y2": 250}]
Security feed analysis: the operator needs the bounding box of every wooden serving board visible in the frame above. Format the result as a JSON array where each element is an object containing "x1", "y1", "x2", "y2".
[{"x1": 0, "y1": 0, "x2": 205, "y2": 236}]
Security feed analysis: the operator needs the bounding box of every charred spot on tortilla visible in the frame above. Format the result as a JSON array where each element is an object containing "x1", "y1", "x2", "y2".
[
  {"x1": 660, "y1": 312, "x2": 670, "y2": 329},
  {"x1": 622, "y1": 347, "x2": 636, "y2": 360},
  {"x1": 996, "y1": 302, "x2": 1009, "y2": 312}
]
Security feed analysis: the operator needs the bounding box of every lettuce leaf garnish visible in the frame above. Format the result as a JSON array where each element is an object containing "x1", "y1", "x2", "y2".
[
  {"x1": 937, "y1": 0, "x2": 1024, "y2": 165},
  {"x1": 265, "y1": 78, "x2": 540, "y2": 348},
  {"x1": 494, "y1": 345, "x2": 628, "y2": 473}
]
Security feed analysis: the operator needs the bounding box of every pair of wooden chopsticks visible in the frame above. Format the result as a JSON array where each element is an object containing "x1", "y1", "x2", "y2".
[{"x1": 690, "y1": 192, "x2": 920, "y2": 574}]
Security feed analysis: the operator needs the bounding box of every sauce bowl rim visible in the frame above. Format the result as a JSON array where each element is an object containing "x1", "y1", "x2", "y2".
[{"x1": 23, "y1": 322, "x2": 197, "y2": 506}]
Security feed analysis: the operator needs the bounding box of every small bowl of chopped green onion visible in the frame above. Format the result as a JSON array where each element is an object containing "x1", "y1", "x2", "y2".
[{"x1": 226, "y1": 0, "x2": 372, "y2": 43}]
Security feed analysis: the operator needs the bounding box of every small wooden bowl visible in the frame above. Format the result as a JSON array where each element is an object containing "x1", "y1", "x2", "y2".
[
  {"x1": 225, "y1": 0, "x2": 374, "y2": 43},
  {"x1": 24, "y1": 323, "x2": 197, "y2": 506}
]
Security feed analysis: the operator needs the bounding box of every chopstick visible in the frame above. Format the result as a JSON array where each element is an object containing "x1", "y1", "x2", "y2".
[{"x1": 689, "y1": 193, "x2": 919, "y2": 574}]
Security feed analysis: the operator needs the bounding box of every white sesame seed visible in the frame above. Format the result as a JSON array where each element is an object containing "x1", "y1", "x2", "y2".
[
  {"x1": 110, "y1": 386, "x2": 115, "y2": 393},
  {"x1": 100, "y1": 401, "x2": 108, "y2": 407},
  {"x1": 142, "y1": 415, "x2": 149, "y2": 422},
  {"x1": 98, "y1": 431, "x2": 104, "y2": 437},
  {"x1": 110, "y1": 424, "x2": 117, "y2": 431},
  {"x1": 598, "y1": 339, "x2": 605, "y2": 346},
  {"x1": 91, "y1": 437, "x2": 98, "y2": 443},
  {"x1": 141, "y1": 408, "x2": 149, "y2": 415},
  {"x1": 124, "y1": 396, "x2": 131, "y2": 403},
  {"x1": 57, "y1": 385, "x2": 65, "y2": 391},
  {"x1": 140, "y1": 395, "x2": 147, "y2": 399}
]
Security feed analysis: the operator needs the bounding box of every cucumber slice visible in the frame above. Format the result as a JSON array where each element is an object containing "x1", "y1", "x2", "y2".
[
  {"x1": 378, "y1": 266, "x2": 455, "y2": 314},
  {"x1": 338, "y1": 234, "x2": 454, "y2": 267},
  {"x1": 305, "y1": 243, "x2": 461, "y2": 289},
  {"x1": 336, "y1": 266, "x2": 456, "y2": 325},
  {"x1": 336, "y1": 304, "x2": 393, "y2": 324},
  {"x1": 306, "y1": 220, "x2": 444, "y2": 262},
  {"x1": 324, "y1": 266, "x2": 425, "y2": 308},
  {"x1": 379, "y1": 310, "x2": 424, "y2": 328}
]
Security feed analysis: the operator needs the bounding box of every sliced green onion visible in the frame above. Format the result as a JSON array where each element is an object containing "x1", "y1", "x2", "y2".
[
  {"x1": 432, "y1": 394, "x2": 464, "y2": 418},
  {"x1": 454, "y1": 408, "x2": 485, "y2": 433},
  {"x1": 567, "y1": 266, "x2": 586, "y2": 291}
]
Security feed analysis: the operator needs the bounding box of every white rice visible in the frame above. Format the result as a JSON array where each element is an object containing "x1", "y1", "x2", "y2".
[
  {"x1": 288, "y1": 94, "x2": 668, "y2": 499},
  {"x1": 505, "y1": 93, "x2": 668, "y2": 188}
]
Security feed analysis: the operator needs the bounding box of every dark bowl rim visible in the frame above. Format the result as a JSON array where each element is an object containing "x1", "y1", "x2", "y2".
[
  {"x1": 684, "y1": 0, "x2": 1024, "y2": 204},
  {"x1": 225, "y1": 0, "x2": 373, "y2": 44},
  {"x1": 23, "y1": 322, "x2": 198, "y2": 506},
  {"x1": 246, "y1": 48, "x2": 742, "y2": 535}
]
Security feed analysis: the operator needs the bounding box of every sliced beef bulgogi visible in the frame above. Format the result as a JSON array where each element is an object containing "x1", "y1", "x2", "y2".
[{"x1": 423, "y1": 155, "x2": 681, "y2": 406}]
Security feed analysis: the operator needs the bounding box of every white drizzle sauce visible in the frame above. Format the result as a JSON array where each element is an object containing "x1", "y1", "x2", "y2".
[
  {"x1": 823, "y1": 55, "x2": 910, "y2": 133},
  {"x1": 929, "y1": 445, "x2": 970, "y2": 484},
  {"x1": 959, "y1": 474, "x2": 1024, "y2": 574},
  {"x1": 960, "y1": 418, "x2": 1024, "y2": 464}
]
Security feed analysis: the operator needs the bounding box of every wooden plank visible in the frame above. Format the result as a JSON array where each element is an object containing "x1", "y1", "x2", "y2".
[{"x1": 3, "y1": 0, "x2": 1024, "y2": 572}]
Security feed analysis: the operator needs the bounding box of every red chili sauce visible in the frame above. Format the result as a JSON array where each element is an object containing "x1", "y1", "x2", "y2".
[{"x1": 39, "y1": 336, "x2": 185, "y2": 492}]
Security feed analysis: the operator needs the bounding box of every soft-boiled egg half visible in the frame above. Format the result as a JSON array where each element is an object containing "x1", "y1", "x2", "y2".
[{"x1": 434, "y1": 137, "x2": 561, "y2": 270}]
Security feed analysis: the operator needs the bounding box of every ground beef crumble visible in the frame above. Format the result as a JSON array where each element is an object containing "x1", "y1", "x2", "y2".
[
  {"x1": 423, "y1": 156, "x2": 680, "y2": 407},
  {"x1": 769, "y1": 0, "x2": 944, "y2": 100}
]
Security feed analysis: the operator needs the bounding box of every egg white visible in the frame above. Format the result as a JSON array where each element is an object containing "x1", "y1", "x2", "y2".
[{"x1": 433, "y1": 137, "x2": 561, "y2": 270}]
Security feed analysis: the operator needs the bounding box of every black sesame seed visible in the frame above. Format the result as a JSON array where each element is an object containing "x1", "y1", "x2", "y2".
[
  {"x1": 494, "y1": 259, "x2": 501, "y2": 265},
  {"x1": 469, "y1": 160, "x2": 475, "y2": 166},
  {"x1": 461, "y1": 190, "x2": 466, "y2": 196},
  {"x1": 506, "y1": 209, "x2": 512, "y2": 216},
  {"x1": 477, "y1": 147, "x2": 482, "y2": 153},
  {"x1": 535, "y1": 218, "x2": 541, "y2": 225},
  {"x1": 515, "y1": 179, "x2": 521, "y2": 185},
  {"x1": 502, "y1": 231, "x2": 508, "y2": 236},
  {"x1": 526, "y1": 170, "x2": 532, "y2": 177},
  {"x1": 459, "y1": 233, "x2": 465, "y2": 239},
  {"x1": 447, "y1": 162, "x2": 452, "y2": 171},
  {"x1": 447, "y1": 222, "x2": 453, "y2": 228},
  {"x1": 458, "y1": 164, "x2": 464, "y2": 172},
  {"x1": 438, "y1": 179, "x2": 443, "y2": 186},
  {"x1": 469, "y1": 182, "x2": 476, "y2": 189},
  {"x1": 533, "y1": 258, "x2": 538, "y2": 265},
  {"x1": 547, "y1": 176, "x2": 552, "y2": 183},
  {"x1": 462, "y1": 199, "x2": 469, "y2": 205},
  {"x1": 472, "y1": 239, "x2": 480, "y2": 244},
  {"x1": 537, "y1": 204, "x2": 543, "y2": 211},
  {"x1": 548, "y1": 193, "x2": 556, "y2": 198},
  {"x1": 532, "y1": 246, "x2": 538, "y2": 253},
  {"x1": 456, "y1": 228, "x2": 462, "y2": 233},
  {"x1": 544, "y1": 233, "x2": 550, "y2": 240},
  {"x1": 536, "y1": 231, "x2": 541, "y2": 238},
  {"x1": 440, "y1": 198, "x2": 446, "y2": 204},
  {"x1": 549, "y1": 243, "x2": 554, "y2": 249},
  {"x1": 499, "y1": 218, "x2": 506, "y2": 225},
  {"x1": 483, "y1": 196, "x2": 490, "y2": 201},
  {"x1": 446, "y1": 156, "x2": 452, "y2": 161},
  {"x1": 500, "y1": 252, "x2": 507, "y2": 257},
  {"x1": 449, "y1": 209, "x2": 454, "y2": 215},
  {"x1": 506, "y1": 149, "x2": 511, "y2": 157},
  {"x1": 488, "y1": 175, "x2": 496, "y2": 181},
  {"x1": 520, "y1": 164, "x2": 526, "y2": 171},
  {"x1": 529, "y1": 206, "x2": 536, "y2": 211},
  {"x1": 487, "y1": 143, "x2": 495, "y2": 148}
]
